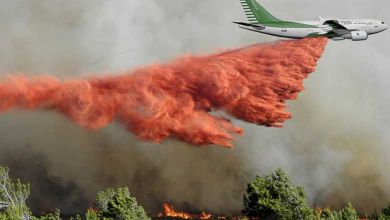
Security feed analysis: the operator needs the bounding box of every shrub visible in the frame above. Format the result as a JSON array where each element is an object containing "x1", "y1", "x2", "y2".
[
  {"x1": 84, "y1": 209, "x2": 99, "y2": 220},
  {"x1": 316, "y1": 207, "x2": 333, "y2": 219},
  {"x1": 325, "y1": 203, "x2": 359, "y2": 220},
  {"x1": 242, "y1": 168, "x2": 313, "y2": 220},
  {"x1": 33, "y1": 209, "x2": 61, "y2": 220},
  {"x1": 315, "y1": 203, "x2": 359, "y2": 220},
  {"x1": 338, "y1": 203, "x2": 359, "y2": 220},
  {"x1": 93, "y1": 187, "x2": 150, "y2": 220}
]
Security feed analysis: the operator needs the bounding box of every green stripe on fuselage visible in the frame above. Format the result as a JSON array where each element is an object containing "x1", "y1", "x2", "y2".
[{"x1": 262, "y1": 21, "x2": 317, "y2": 28}]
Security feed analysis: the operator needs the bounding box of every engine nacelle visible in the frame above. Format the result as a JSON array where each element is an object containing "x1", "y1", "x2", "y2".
[
  {"x1": 343, "y1": 31, "x2": 368, "y2": 41},
  {"x1": 351, "y1": 31, "x2": 368, "y2": 41}
]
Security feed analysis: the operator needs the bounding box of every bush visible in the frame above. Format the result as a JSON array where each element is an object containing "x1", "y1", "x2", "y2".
[
  {"x1": 338, "y1": 203, "x2": 359, "y2": 220},
  {"x1": 315, "y1": 203, "x2": 359, "y2": 220},
  {"x1": 242, "y1": 168, "x2": 313, "y2": 220},
  {"x1": 33, "y1": 209, "x2": 61, "y2": 220},
  {"x1": 325, "y1": 203, "x2": 359, "y2": 220},
  {"x1": 93, "y1": 187, "x2": 150, "y2": 220},
  {"x1": 84, "y1": 209, "x2": 99, "y2": 220}
]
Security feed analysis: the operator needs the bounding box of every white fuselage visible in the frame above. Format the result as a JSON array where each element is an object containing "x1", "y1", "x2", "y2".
[{"x1": 250, "y1": 19, "x2": 388, "y2": 40}]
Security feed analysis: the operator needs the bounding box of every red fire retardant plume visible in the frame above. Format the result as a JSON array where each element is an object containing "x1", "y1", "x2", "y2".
[{"x1": 0, "y1": 38, "x2": 327, "y2": 147}]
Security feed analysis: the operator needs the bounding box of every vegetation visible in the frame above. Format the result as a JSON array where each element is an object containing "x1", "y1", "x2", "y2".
[
  {"x1": 33, "y1": 210, "x2": 61, "y2": 220},
  {"x1": 242, "y1": 168, "x2": 314, "y2": 220},
  {"x1": 1, "y1": 165, "x2": 390, "y2": 220},
  {"x1": 379, "y1": 204, "x2": 390, "y2": 220},
  {"x1": 241, "y1": 169, "x2": 374, "y2": 220},
  {"x1": 241, "y1": 168, "x2": 390, "y2": 220},
  {"x1": 315, "y1": 203, "x2": 359, "y2": 220},
  {"x1": 0, "y1": 167, "x2": 32, "y2": 220},
  {"x1": 93, "y1": 187, "x2": 149, "y2": 220},
  {"x1": 0, "y1": 166, "x2": 150, "y2": 220}
]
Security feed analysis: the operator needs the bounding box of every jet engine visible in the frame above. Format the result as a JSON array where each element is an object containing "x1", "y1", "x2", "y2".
[{"x1": 344, "y1": 31, "x2": 368, "y2": 41}]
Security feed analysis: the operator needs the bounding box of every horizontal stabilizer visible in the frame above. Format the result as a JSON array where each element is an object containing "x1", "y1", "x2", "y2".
[{"x1": 233, "y1": 21, "x2": 265, "y2": 30}]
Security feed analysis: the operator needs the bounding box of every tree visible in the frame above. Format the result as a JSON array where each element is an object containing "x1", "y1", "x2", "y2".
[
  {"x1": 93, "y1": 187, "x2": 150, "y2": 220},
  {"x1": 382, "y1": 204, "x2": 390, "y2": 217},
  {"x1": 242, "y1": 168, "x2": 314, "y2": 220},
  {"x1": 0, "y1": 166, "x2": 32, "y2": 220},
  {"x1": 379, "y1": 204, "x2": 390, "y2": 220}
]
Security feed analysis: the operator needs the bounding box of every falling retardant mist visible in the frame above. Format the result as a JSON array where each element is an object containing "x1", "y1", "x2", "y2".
[{"x1": 0, "y1": 38, "x2": 328, "y2": 147}]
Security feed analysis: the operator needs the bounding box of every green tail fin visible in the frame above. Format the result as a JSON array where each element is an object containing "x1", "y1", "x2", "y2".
[{"x1": 239, "y1": 0, "x2": 281, "y2": 24}]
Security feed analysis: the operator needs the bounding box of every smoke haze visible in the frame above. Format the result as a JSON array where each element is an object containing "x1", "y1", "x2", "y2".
[{"x1": 0, "y1": 0, "x2": 389, "y2": 215}]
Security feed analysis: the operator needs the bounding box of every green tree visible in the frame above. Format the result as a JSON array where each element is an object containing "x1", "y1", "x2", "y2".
[
  {"x1": 242, "y1": 168, "x2": 314, "y2": 220},
  {"x1": 380, "y1": 215, "x2": 390, "y2": 220},
  {"x1": 382, "y1": 204, "x2": 390, "y2": 217},
  {"x1": 379, "y1": 204, "x2": 390, "y2": 220},
  {"x1": 93, "y1": 187, "x2": 150, "y2": 220},
  {"x1": 0, "y1": 166, "x2": 32, "y2": 220}
]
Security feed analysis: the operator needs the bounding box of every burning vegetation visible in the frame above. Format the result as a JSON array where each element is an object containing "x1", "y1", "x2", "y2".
[
  {"x1": 1, "y1": 165, "x2": 390, "y2": 220},
  {"x1": 158, "y1": 203, "x2": 211, "y2": 219}
]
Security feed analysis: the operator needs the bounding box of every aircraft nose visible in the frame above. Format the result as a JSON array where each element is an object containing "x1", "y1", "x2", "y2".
[{"x1": 383, "y1": 22, "x2": 388, "y2": 30}]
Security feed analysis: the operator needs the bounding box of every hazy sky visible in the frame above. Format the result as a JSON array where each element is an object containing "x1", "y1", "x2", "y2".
[{"x1": 0, "y1": 0, "x2": 389, "y2": 215}]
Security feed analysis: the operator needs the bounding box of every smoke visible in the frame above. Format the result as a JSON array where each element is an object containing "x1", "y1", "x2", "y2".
[
  {"x1": 0, "y1": 0, "x2": 389, "y2": 216},
  {"x1": 0, "y1": 38, "x2": 327, "y2": 147}
]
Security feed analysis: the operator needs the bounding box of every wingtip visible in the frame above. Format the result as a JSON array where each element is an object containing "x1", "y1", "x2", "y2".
[{"x1": 232, "y1": 21, "x2": 246, "y2": 25}]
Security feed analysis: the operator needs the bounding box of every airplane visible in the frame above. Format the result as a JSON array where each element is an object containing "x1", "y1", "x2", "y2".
[{"x1": 235, "y1": 0, "x2": 388, "y2": 41}]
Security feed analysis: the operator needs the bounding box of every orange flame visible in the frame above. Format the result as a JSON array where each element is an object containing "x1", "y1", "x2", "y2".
[{"x1": 158, "y1": 203, "x2": 211, "y2": 219}]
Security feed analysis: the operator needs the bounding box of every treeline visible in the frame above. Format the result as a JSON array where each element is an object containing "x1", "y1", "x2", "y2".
[
  {"x1": 1, "y1": 166, "x2": 390, "y2": 220},
  {"x1": 242, "y1": 168, "x2": 390, "y2": 220},
  {"x1": 0, "y1": 167, "x2": 148, "y2": 220}
]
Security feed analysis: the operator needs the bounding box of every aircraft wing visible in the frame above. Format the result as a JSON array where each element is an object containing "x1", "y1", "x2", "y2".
[
  {"x1": 323, "y1": 20, "x2": 348, "y2": 30},
  {"x1": 323, "y1": 20, "x2": 350, "y2": 36}
]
